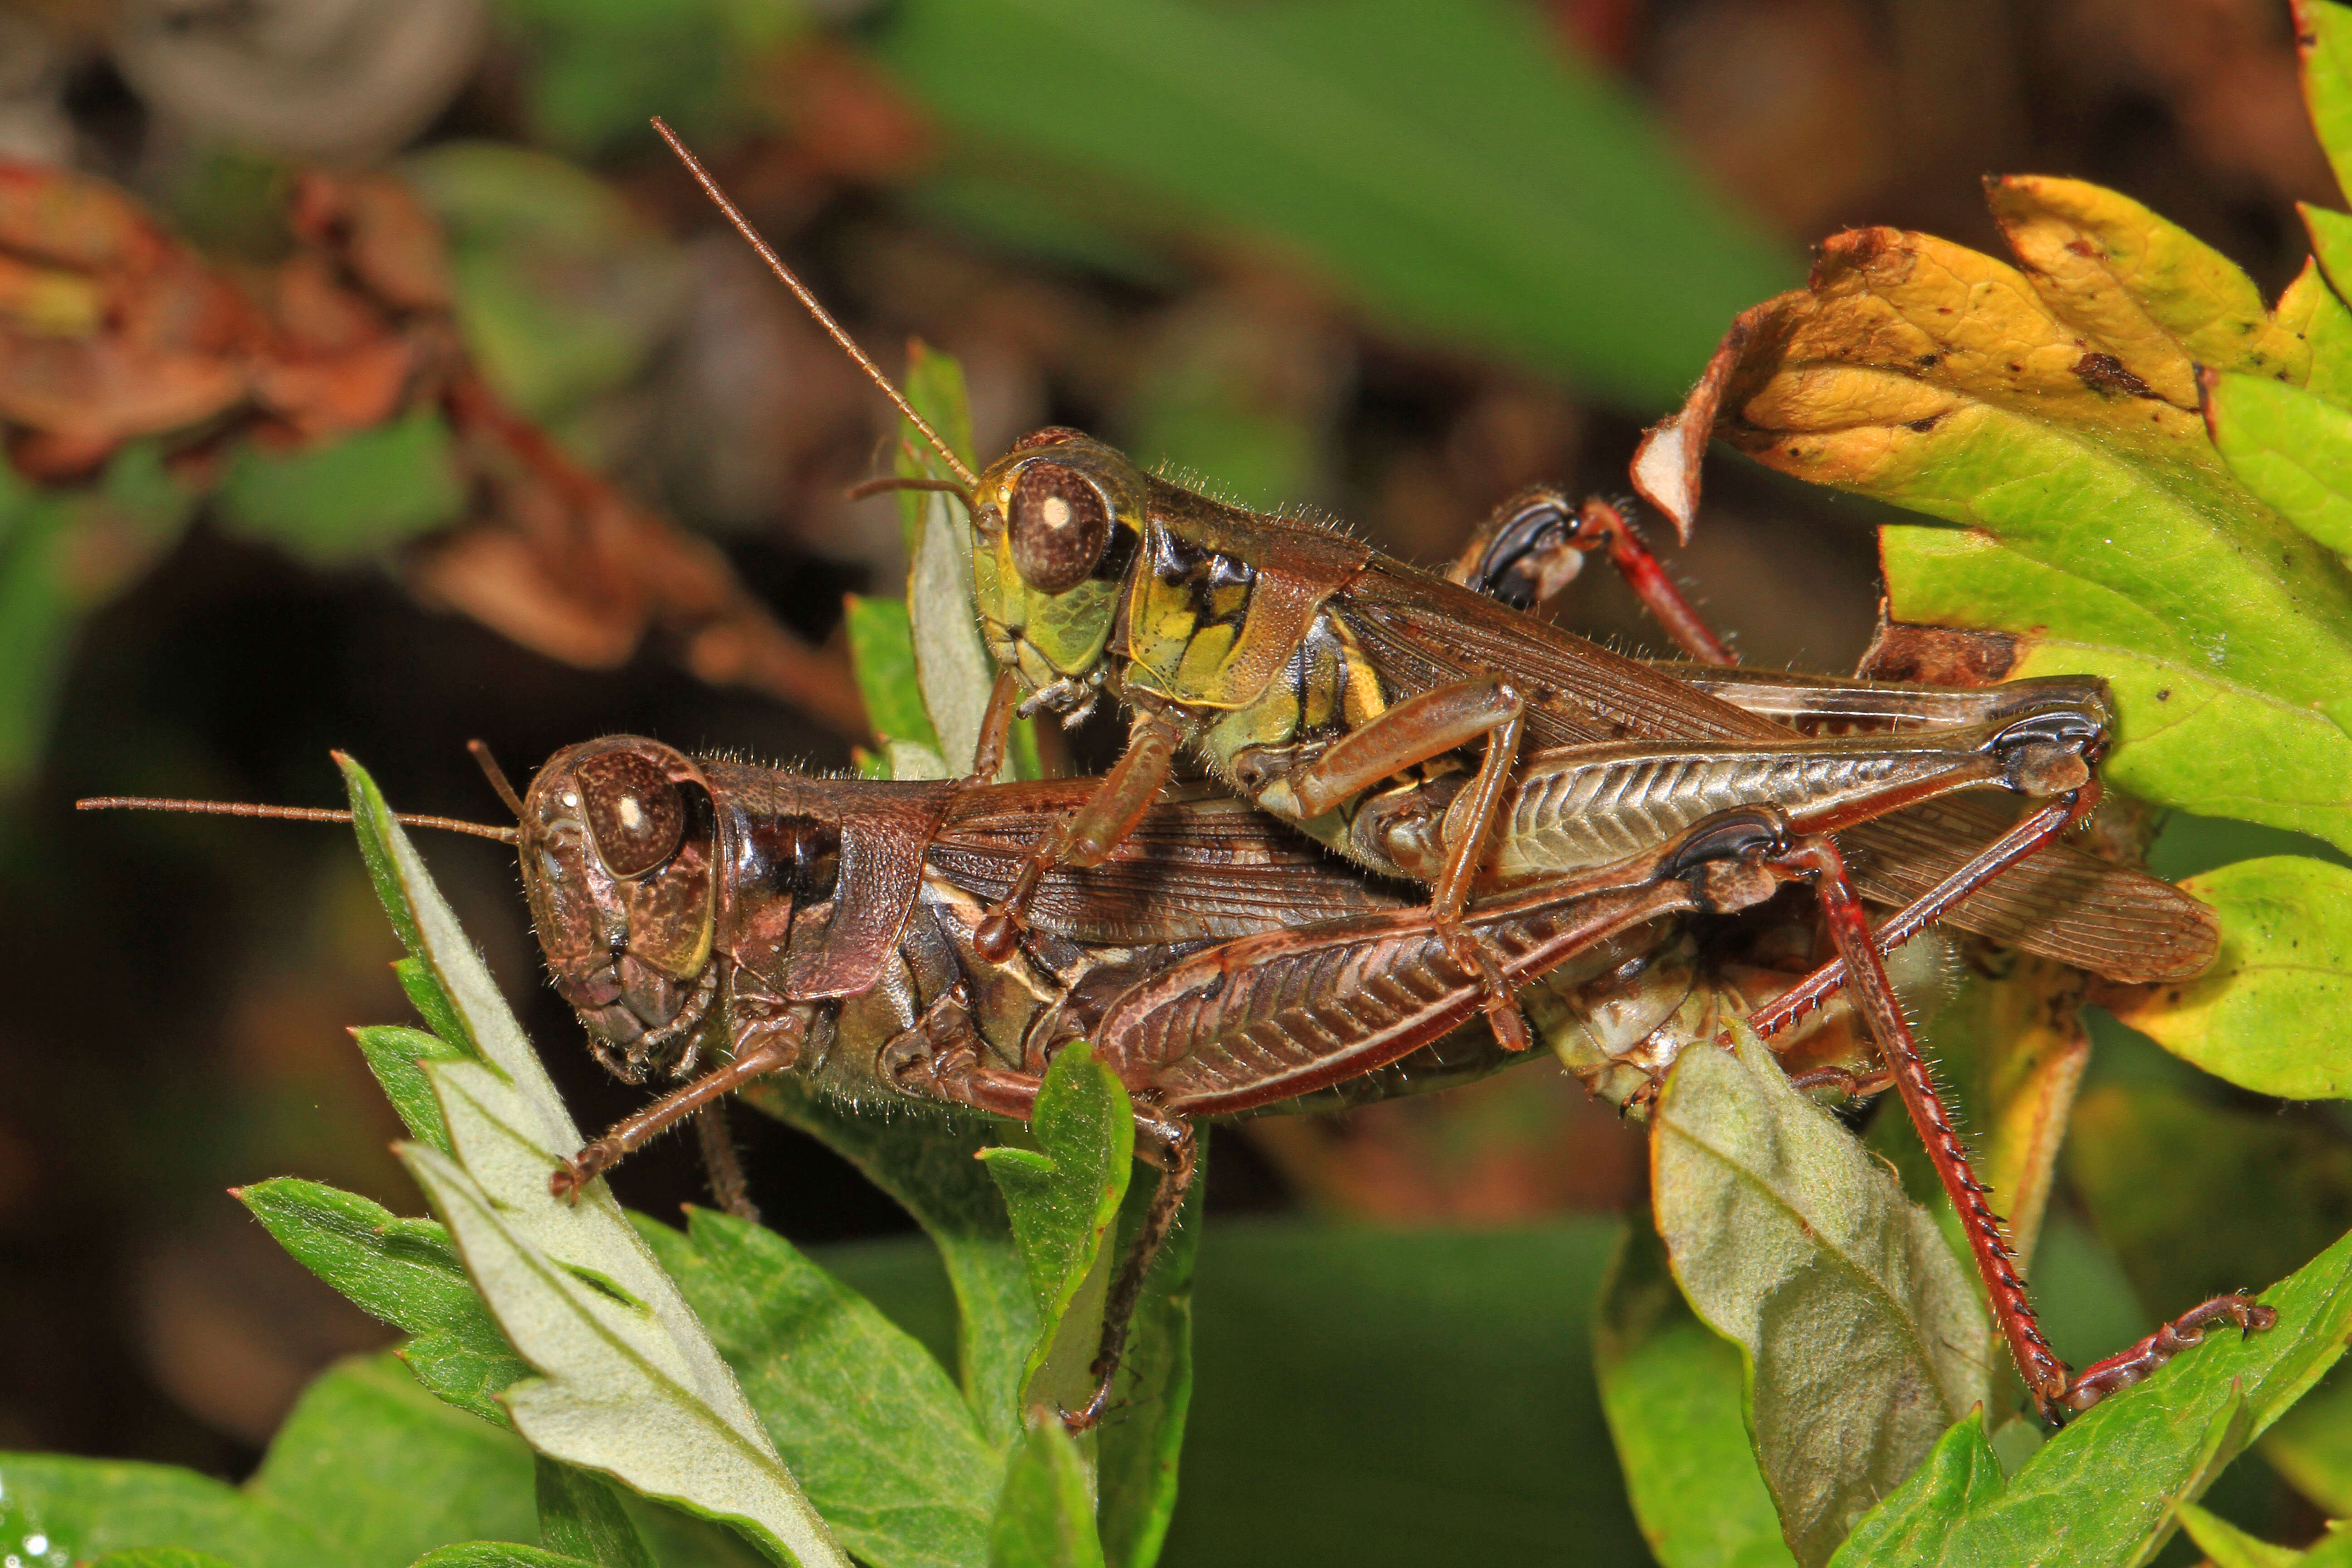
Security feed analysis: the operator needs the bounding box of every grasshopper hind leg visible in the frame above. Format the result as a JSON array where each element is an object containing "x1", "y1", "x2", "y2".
[{"x1": 1783, "y1": 831, "x2": 2276, "y2": 1423}]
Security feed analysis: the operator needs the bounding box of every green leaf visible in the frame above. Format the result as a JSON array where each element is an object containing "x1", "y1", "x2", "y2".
[
  {"x1": 2173, "y1": 1500, "x2": 2306, "y2": 1568},
  {"x1": 980, "y1": 1042, "x2": 1136, "y2": 1409},
  {"x1": 0, "y1": 1458, "x2": 318, "y2": 1568},
  {"x1": 2104, "y1": 858, "x2": 2352, "y2": 1096},
  {"x1": 246, "y1": 1355, "x2": 537, "y2": 1567},
  {"x1": 2302, "y1": 0, "x2": 2352, "y2": 201},
  {"x1": 1094, "y1": 1149, "x2": 1203, "y2": 1568},
  {"x1": 2278, "y1": 258, "x2": 2352, "y2": 411},
  {"x1": 396, "y1": 957, "x2": 481, "y2": 1064},
  {"x1": 2206, "y1": 371, "x2": 2352, "y2": 557},
  {"x1": 2066, "y1": 1082, "x2": 2352, "y2": 1328},
  {"x1": 869, "y1": 0, "x2": 1796, "y2": 408},
  {"x1": 1882, "y1": 526, "x2": 2352, "y2": 855},
  {"x1": 1594, "y1": 1225, "x2": 1797, "y2": 1568},
  {"x1": 353, "y1": 1025, "x2": 469, "y2": 1153},
  {"x1": 893, "y1": 343, "x2": 1019, "y2": 783},
  {"x1": 534, "y1": 1458, "x2": 652, "y2": 1568},
  {"x1": 1650, "y1": 1028, "x2": 1989, "y2": 1566},
  {"x1": 399, "y1": 146, "x2": 686, "y2": 429},
  {"x1": 987, "y1": 1425, "x2": 1102, "y2": 1568},
  {"x1": 843, "y1": 595, "x2": 945, "y2": 760},
  {"x1": 636, "y1": 1206, "x2": 1002, "y2": 1568},
  {"x1": 1698, "y1": 188, "x2": 2352, "y2": 845},
  {"x1": 1831, "y1": 1225, "x2": 2352, "y2": 1567},
  {"x1": 236, "y1": 1178, "x2": 527, "y2": 1426},
  {"x1": 215, "y1": 410, "x2": 466, "y2": 564},
  {"x1": 407, "y1": 1548, "x2": 600, "y2": 1568},
  {"x1": 338, "y1": 755, "x2": 849, "y2": 1568},
  {"x1": 740, "y1": 1077, "x2": 1037, "y2": 1452}
]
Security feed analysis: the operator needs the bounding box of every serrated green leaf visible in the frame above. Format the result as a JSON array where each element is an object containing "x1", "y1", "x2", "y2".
[
  {"x1": 740, "y1": 1078, "x2": 1035, "y2": 1452},
  {"x1": 636, "y1": 1206, "x2": 1001, "y2": 1568},
  {"x1": 987, "y1": 1425, "x2": 1102, "y2": 1568},
  {"x1": 1704, "y1": 191, "x2": 2352, "y2": 835},
  {"x1": 1651, "y1": 1029, "x2": 1989, "y2": 1566},
  {"x1": 2173, "y1": 1500, "x2": 2306, "y2": 1568},
  {"x1": 870, "y1": 0, "x2": 1796, "y2": 408},
  {"x1": 353, "y1": 1025, "x2": 468, "y2": 1152},
  {"x1": 534, "y1": 1457, "x2": 651, "y2": 1568},
  {"x1": 237, "y1": 1178, "x2": 526, "y2": 1426},
  {"x1": 1882, "y1": 526, "x2": 2352, "y2": 855},
  {"x1": 215, "y1": 410, "x2": 466, "y2": 564},
  {"x1": 844, "y1": 595, "x2": 944, "y2": 760},
  {"x1": 2206, "y1": 371, "x2": 2352, "y2": 557},
  {"x1": 338, "y1": 755, "x2": 848, "y2": 1568},
  {"x1": 980, "y1": 1043, "x2": 1135, "y2": 1410},
  {"x1": 247, "y1": 1355, "x2": 536, "y2": 1567},
  {"x1": 2303, "y1": 0, "x2": 2352, "y2": 200},
  {"x1": 2103, "y1": 858, "x2": 2352, "y2": 1096},
  {"x1": 0, "y1": 1458, "x2": 318, "y2": 1568},
  {"x1": 1831, "y1": 1226, "x2": 2352, "y2": 1568},
  {"x1": 1594, "y1": 1225, "x2": 1796, "y2": 1568}
]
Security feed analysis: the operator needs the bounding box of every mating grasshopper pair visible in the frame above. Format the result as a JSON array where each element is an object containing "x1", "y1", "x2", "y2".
[
  {"x1": 643, "y1": 124, "x2": 2251, "y2": 1425},
  {"x1": 80, "y1": 119, "x2": 2260, "y2": 1440}
]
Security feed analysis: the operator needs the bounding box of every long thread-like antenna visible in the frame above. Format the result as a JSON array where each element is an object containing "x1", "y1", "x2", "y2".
[
  {"x1": 78, "y1": 797, "x2": 519, "y2": 845},
  {"x1": 468, "y1": 739, "x2": 526, "y2": 819},
  {"x1": 650, "y1": 117, "x2": 982, "y2": 492}
]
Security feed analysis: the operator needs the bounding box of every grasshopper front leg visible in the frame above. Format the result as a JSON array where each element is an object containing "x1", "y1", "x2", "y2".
[{"x1": 974, "y1": 708, "x2": 1183, "y2": 962}]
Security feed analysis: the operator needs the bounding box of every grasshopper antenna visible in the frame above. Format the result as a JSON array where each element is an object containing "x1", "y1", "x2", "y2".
[
  {"x1": 649, "y1": 116, "x2": 982, "y2": 494},
  {"x1": 76, "y1": 797, "x2": 519, "y2": 845},
  {"x1": 468, "y1": 738, "x2": 527, "y2": 819}
]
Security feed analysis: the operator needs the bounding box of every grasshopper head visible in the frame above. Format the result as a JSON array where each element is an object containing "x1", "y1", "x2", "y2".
[
  {"x1": 518, "y1": 736, "x2": 721, "y2": 1082},
  {"x1": 969, "y1": 428, "x2": 1147, "y2": 700}
]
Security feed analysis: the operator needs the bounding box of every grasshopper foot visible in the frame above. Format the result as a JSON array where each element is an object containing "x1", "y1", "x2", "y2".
[{"x1": 2046, "y1": 1294, "x2": 2278, "y2": 1421}]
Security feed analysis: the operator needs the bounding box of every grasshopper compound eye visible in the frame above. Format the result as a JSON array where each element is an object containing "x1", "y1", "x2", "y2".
[
  {"x1": 573, "y1": 749, "x2": 686, "y2": 878},
  {"x1": 1009, "y1": 460, "x2": 1112, "y2": 593}
]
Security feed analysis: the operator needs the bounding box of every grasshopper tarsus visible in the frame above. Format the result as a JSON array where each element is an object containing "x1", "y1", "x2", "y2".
[{"x1": 2046, "y1": 1294, "x2": 2278, "y2": 1423}]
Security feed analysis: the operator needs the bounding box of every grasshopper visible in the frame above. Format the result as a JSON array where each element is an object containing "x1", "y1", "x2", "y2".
[
  {"x1": 84, "y1": 727, "x2": 2265, "y2": 1426},
  {"x1": 648, "y1": 124, "x2": 2210, "y2": 1056}
]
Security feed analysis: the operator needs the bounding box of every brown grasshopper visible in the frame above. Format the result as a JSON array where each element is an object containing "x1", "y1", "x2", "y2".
[
  {"x1": 83, "y1": 725, "x2": 2264, "y2": 1426},
  {"x1": 505, "y1": 731, "x2": 2259, "y2": 1427}
]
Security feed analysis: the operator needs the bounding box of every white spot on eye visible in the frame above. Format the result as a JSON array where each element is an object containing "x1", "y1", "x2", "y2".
[
  {"x1": 617, "y1": 795, "x2": 644, "y2": 830},
  {"x1": 561, "y1": 790, "x2": 580, "y2": 808},
  {"x1": 1042, "y1": 495, "x2": 1071, "y2": 530}
]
